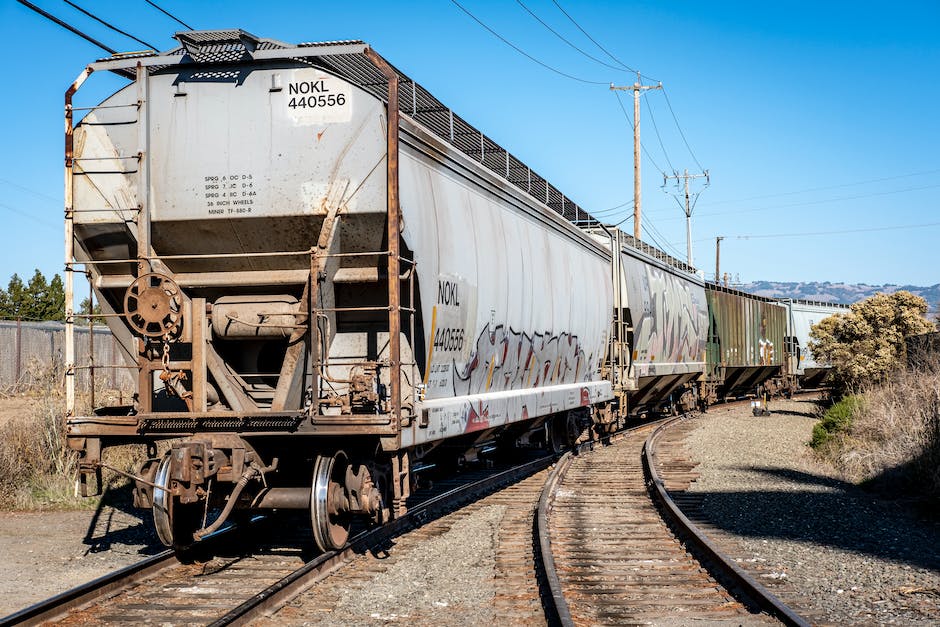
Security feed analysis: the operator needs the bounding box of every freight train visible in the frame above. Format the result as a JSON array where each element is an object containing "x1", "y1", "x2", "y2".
[{"x1": 63, "y1": 30, "x2": 846, "y2": 551}]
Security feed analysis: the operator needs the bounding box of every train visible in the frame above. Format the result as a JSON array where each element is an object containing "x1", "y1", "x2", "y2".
[{"x1": 62, "y1": 30, "x2": 847, "y2": 552}]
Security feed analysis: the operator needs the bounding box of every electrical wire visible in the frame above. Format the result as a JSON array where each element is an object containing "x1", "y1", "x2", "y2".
[
  {"x1": 551, "y1": 0, "x2": 636, "y2": 74},
  {"x1": 514, "y1": 0, "x2": 628, "y2": 73},
  {"x1": 0, "y1": 202, "x2": 59, "y2": 231},
  {"x1": 16, "y1": 0, "x2": 116, "y2": 54},
  {"x1": 143, "y1": 0, "x2": 192, "y2": 30},
  {"x1": 590, "y1": 199, "x2": 634, "y2": 217},
  {"x1": 0, "y1": 178, "x2": 60, "y2": 203},
  {"x1": 723, "y1": 221, "x2": 940, "y2": 240},
  {"x1": 63, "y1": 0, "x2": 157, "y2": 50},
  {"x1": 641, "y1": 217, "x2": 687, "y2": 259},
  {"x1": 613, "y1": 90, "x2": 664, "y2": 174},
  {"x1": 643, "y1": 92, "x2": 675, "y2": 175},
  {"x1": 693, "y1": 182, "x2": 940, "y2": 220},
  {"x1": 698, "y1": 168, "x2": 940, "y2": 208},
  {"x1": 450, "y1": 0, "x2": 608, "y2": 85},
  {"x1": 662, "y1": 87, "x2": 704, "y2": 171}
]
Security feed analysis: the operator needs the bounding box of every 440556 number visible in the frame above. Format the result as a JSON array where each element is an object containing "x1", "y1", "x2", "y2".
[
  {"x1": 289, "y1": 93, "x2": 346, "y2": 109},
  {"x1": 433, "y1": 327, "x2": 465, "y2": 352}
]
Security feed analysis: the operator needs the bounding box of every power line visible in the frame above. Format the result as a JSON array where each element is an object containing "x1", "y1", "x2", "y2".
[
  {"x1": 450, "y1": 0, "x2": 608, "y2": 85},
  {"x1": 721, "y1": 221, "x2": 940, "y2": 240},
  {"x1": 698, "y1": 168, "x2": 940, "y2": 208},
  {"x1": 613, "y1": 90, "x2": 664, "y2": 174},
  {"x1": 0, "y1": 178, "x2": 60, "y2": 204},
  {"x1": 551, "y1": 0, "x2": 636, "y2": 74},
  {"x1": 643, "y1": 92, "x2": 675, "y2": 174},
  {"x1": 642, "y1": 216, "x2": 687, "y2": 259},
  {"x1": 591, "y1": 199, "x2": 634, "y2": 217},
  {"x1": 63, "y1": 0, "x2": 157, "y2": 50},
  {"x1": 16, "y1": 0, "x2": 116, "y2": 54},
  {"x1": 0, "y1": 201, "x2": 60, "y2": 231},
  {"x1": 142, "y1": 0, "x2": 192, "y2": 30},
  {"x1": 661, "y1": 87, "x2": 704, "y2": 171},
  {"x1": 693, "y1": 182, "x2": 940, "y2": 219},
  {"x1": 514, "y1": 0, "x2": 628, "y2": 73}
]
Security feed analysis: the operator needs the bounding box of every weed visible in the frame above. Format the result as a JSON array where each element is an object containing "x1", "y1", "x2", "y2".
[{"x1": 811, "y1": 395, "x2": 862, "y2": 449}]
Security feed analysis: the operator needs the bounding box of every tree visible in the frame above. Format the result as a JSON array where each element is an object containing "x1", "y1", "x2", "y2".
[
  {"x1": 0, "y1": 273, "x2": 27, "y2": 319},
  {"x1": 809, "y1": 291, "x2": 936, "y2": 392},
  {"x1": 0, "y1": 270, "x2": 65, "y2": 321},
  {"x1": 79, "y1": 297, "x2": 104, "y2": 326}
]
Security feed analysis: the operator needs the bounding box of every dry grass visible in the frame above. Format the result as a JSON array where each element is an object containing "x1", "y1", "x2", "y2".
[
  {"x1": 0, "y1": 369, "x2": 142, "y2": 511},
  {"x1": 821, "y1": 361, "x2": 940, "y2": 497}
]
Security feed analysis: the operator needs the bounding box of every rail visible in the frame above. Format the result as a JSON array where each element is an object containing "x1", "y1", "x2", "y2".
[
  {"x1": 643, "y1": 415, "x2": 811, "y2": 627},
  {"x1": 5, "y1": 455, "x2": 555, "y2": 625}
]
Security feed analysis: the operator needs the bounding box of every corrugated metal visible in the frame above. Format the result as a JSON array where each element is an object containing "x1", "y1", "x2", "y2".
[
  {"x1": 705, "y1": 286, "x2": 787, "y2": 374},
  {"x1": 0, "y1": 320, "x2": 132, "y2": 391}
]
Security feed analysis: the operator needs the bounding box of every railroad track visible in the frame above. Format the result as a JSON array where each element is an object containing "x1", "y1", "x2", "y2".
[
  {"x1": 5, "y1": 412, "x2": 815, "y2": 626},
  {"x1": 1, "y1": 454, "x2": 555, "y2": 626},
  {"x1": 538, "y1": 414, "x2": 811, "y2": 626}
]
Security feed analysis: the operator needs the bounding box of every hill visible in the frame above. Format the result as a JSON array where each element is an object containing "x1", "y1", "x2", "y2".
[{"x1": 739, "y1": 281, "x2": 940, "y2": 310}]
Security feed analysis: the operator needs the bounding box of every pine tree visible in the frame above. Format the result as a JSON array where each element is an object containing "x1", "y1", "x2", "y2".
[
  {"x1": 0, "y1": 273, "x2": 27, "y2": 319},
  {"x1": 0, "y1": 271, "x2": 66, "y2": 321},
  {"x1": 26, "y1": 269, "x2": 50, "y2": 320}
]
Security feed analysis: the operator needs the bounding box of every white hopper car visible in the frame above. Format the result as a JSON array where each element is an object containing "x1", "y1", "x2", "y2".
[{"x1": 65, "y1": 30, "x2": 715, "y2": 551}]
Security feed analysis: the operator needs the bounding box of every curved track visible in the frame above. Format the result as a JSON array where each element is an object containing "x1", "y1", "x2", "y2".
[{"x1": 538, "y1": 416, "x2": 811, "y2": 626}]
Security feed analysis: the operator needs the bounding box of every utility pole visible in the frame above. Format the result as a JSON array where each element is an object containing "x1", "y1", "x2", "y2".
[
  {"x1": 663, "y1": 168, "x2": 709, "y2": 266},
  {"x1": 611, "y1": 72, "x2": 661, "y2": 242},
  {"x1": 715, "y1": 236, "x2": 723, "y2": 283}
]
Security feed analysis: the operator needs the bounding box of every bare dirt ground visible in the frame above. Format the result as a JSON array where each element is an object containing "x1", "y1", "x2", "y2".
[
  {"x1": 0, "y1": 393, "x2": 161, "y2": 618},
  {"x1": 0, "y1": 493, "x2": 161, "y2": 617}
]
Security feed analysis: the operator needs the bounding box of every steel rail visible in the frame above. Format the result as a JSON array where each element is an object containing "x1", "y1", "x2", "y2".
[
  {"x1": 0, "y1": 550, "x2": 175, "y2": 626},
  {"x1": 0, "y1": 523, "x2": 244, "y2": 626},
  {"x1": 536, "y1": 452, "x2": 574, "y2": 626},
  {"x1": 208, "y1": 454, "x2": 556, "y2": 625},
  {"x1": 535, "y1": 424, "x2": 645, "y2": 627},
  {"x1": 642, "y1": 415, "x2": 812, "y2": 627}
]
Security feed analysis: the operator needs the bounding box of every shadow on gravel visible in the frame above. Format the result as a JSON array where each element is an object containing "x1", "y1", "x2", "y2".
[
  {"x1": 765, "y1": 408, "x2": 817, "y2": 419},
  {"x1": 691, "y1": 466, "x2": 940, "y2": 573},
  {"x1": 82, "y1": 483, "x2": 161, "y2": 555}
]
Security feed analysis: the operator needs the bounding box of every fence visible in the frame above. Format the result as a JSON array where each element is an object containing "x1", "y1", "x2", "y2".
[{"x1": 0, "y1": 319, "x2": 133, "y2": 392}]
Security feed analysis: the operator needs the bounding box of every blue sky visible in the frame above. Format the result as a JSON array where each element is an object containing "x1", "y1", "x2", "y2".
[{"x1": 1, "y1": 0, "x2": 938, "y2": 288}]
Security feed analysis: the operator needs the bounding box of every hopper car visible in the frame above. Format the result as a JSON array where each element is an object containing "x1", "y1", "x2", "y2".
[
  {"x1": 62, "y1": 30, "x2": 841, "y2": 552},
  {"x1": 780, "y1": 299, "x2": 851, "y2": 389}
]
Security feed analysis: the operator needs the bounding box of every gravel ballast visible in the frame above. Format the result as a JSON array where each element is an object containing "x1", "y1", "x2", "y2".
[
  {"x1": 685, "y1": 397, "x2": 940, "y2": 624},
  {"x1": 0, "y1": 503, "x2": 159, "y2": 617}
]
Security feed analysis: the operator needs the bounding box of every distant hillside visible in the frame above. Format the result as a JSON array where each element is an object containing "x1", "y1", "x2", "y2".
[{"x1": 739, "y1": 281, "x2": 940, "y2": 309}]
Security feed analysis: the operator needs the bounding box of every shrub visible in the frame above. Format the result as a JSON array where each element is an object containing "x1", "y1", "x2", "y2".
[
  {"x1": 811, "y1": 394, "x2": 862, "y2": 449},
  {"x1": 0, "y1": 370, "x2": 141, "y2": 510},
  {"x1": 813, "y1": 361, "x2": 940, "y2": 500},
  {"x1": 809, "y1": 291, "x2": 935, "y2": 393}
]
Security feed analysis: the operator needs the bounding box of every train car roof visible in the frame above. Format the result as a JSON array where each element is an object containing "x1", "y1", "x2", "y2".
[{"x1": 84, "y1": 29, "x2": 698, "y2": 275}]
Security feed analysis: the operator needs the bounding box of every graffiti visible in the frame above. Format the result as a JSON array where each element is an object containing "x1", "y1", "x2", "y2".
[
  {"x1": 623, "y1": 255, "x2": 708, "y2": 371},
  {"x1": 453, "y1": 323, "x2": 592, "y2": 397},
  {"x1": 422, "y1": 322, "x2": 598, "y2": 434}
]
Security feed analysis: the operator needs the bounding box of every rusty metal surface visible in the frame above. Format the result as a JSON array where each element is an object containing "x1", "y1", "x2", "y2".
[{"x1": 543, "y1": 420, "x2": 774, "y2": 625}]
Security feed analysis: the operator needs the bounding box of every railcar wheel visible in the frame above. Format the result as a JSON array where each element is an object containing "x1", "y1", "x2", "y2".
[
  {"x1": 152, "y1": 453, "x2": 202, "y2": 549},
  {"x1": 546, "y1": 414, "x2": 572, "y2": 454},
  {"x1": 311, "y1": 451, "x2": 352, "y2": 552}
]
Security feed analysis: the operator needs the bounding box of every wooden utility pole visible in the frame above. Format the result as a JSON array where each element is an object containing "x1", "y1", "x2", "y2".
[
  {"x1": 715, "y1": 236, "x2": 723, "y2": 283},
  {"x1": 611, "y1": 73, "x2": 661, "y2": 241},
  {"x1": 663, "y1": 168, "x2": 709, "y2": 266}
]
